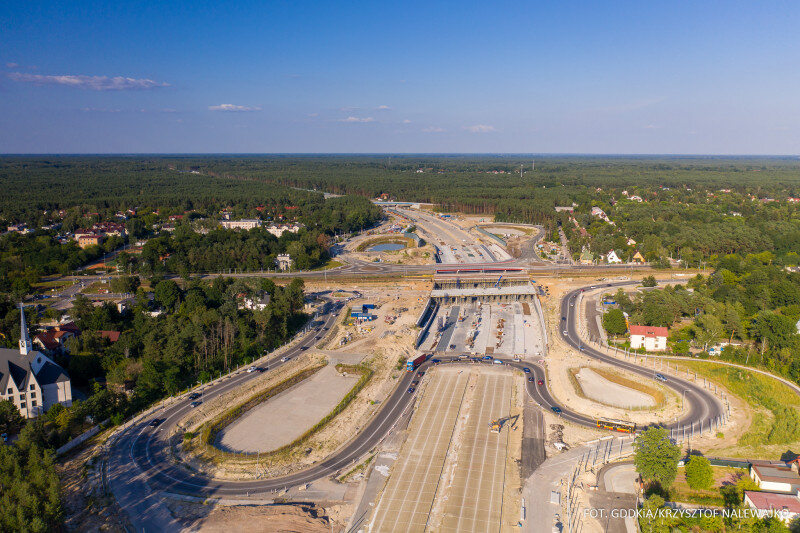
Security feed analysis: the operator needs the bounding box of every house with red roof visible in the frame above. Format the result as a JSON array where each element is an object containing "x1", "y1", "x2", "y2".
[
  {"x1": 744, "y1": 490, "x2": 800, "y2": 524},
  {"x1": 629, "y1": 325, "x2": 668, "y2": 352}
]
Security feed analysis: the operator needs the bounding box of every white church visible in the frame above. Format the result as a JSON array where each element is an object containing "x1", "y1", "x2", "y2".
[{"x1": 0, "y1": 307, "x2": 72, "y2": 418}]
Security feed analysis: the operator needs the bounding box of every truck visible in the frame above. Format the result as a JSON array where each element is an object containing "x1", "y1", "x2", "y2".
[{"x1": 406, "y1": 354, "x2": 427, "y2": 372}]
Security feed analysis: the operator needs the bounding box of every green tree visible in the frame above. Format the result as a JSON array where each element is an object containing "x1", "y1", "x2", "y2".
[
  {"x1": 602, "y1": 309, "x2": 628, "y2": 336},
  {"x1": 154, "y1": 279, "x2": 181, "y2": 310},
  {"x1": 633, "y1": 426, "x2": 681, "y2": 488},
  {"x1": 684, "y1": 455, "x2": 713, "y2": 489},
  {"x1": 0, "y1": 399, "x2": 24, "y2": 435},
  {"x1": 0, "y1": 436, "x2": 63, "y2": 532},
  {"x1": 642, "y1": 275, "x2": 657, "y2": 287}
]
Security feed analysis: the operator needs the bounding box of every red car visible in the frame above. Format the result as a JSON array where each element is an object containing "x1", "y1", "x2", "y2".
[{"x1": 537, "y1": 379, "x2": 544, "y2": 386}]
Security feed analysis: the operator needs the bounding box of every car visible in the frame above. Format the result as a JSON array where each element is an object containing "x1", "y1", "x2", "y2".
[
  {"x1": 538, "y1": 379, "x2": 544, "y2": 386},
  {"x1": 561, "y1": 316, "x2": 566, "y2": 321},
  {"x1": 407, "y1": 387, "x2": 415, "y2": 393},
  {"x1": 257, "y1": 366, "x2": 267, "y2": 372},
  {"x1": 493, "y1": 359, "x2": 503, "y2": 365},
  {"x1": 417, "y1": 371, "x2": 425, "y2": 377},
  {"x1": 655, "y1": 373, "x2": 667, "y2": 382},
  {"x1": 449, "y1": 344, "x2": 457, "y2": 350},
  {"x1": 281, "y1": 356, "x2": 289, "y2": 362},
  {"x1": 1, "y1": 433, "x2": 7, "y2": 443},
  {"x1": 190, "y1": 401, "x2": 202, "y2": 407},
  {"x1": 551, "y1": 406, "x2": 562, "y2": 414},
  {"x1": 188, "y1": 392, "x2": 201, "y2": 400},
  {"x1": 483, "y1": 355, "x2": 493, "y2": 360},
  {"x1": 528, "y1": 376, "x2": 534, "y2": 382},
  {"x1": 412, "y1": 380, "x2": 419, "y2": 385},
  {"x1": 247, "y1": 366, "x2": 256, "y2": 373},
  {"x1": 148, "y1": 419, "x2": 162, "y2": 427},
  {"x1": 432, "y1": 358, "x2": 441, "y2": 364},
  {"x1": 523, "y1": 367, "x2": 531, "y2": 373},
  {"x1": 315, "y1": 335, "x2": 322, "y2": 339},
  {"x1": 301, "y1": 346, "x2": 308, "y2": 350},
  {"x1": 563, "y1": 330, "x2": 568, "y2": 335},
  {"x1": 569, "y1": 302, "x2": 574, "y2": 306}
]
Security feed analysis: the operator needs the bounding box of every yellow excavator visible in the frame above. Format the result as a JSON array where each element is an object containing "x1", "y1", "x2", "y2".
[{"x1": 488, "y1": 414, "x2": 519, "y2": 433}]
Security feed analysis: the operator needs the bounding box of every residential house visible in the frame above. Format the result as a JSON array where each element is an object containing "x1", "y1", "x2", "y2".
[
  {"x1": 629, "y1": 325, "x2": 668, "y2": 351},
  {"x1": 744, "y1": 490, "x2": 800, "y2": 525},
  {"x1": 0, "y1": 309, "x2": 72, "y2": 418},
  {"x1": 275, "y1": 254, "x2": 293, "y2": 271},
  {"x1": 632, "y1": 251, "x2": 645, "y2": 264},
  {"x1": 220, "y1": 219, "x2": 262, "y2": 230},
  {"x1": 240, "y1": 293, "x2": 271, "y2": 311},
  {"x1": 606, "y1": 250, "x2": 622, "y2": 264},
  {"x1": 579, "y1": 248, "x2": 594, "y2": 265},
  {"x1": 33, "y1": 322, "x2": 79, "y2": 354},
  {"x1": 750, "y1": 464, "x2": 800, "y2": 494},
  {"x1": 77, "y1": 234, "x2": 104, "y2": 249}
]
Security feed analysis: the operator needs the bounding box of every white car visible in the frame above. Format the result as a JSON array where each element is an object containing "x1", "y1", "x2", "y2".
[
  {"x1": 247, "y1": 366, "x2": 256, "y2": 373},
  {"x1": 281, "y1": 356, "x2": 289, "y2": 362}
]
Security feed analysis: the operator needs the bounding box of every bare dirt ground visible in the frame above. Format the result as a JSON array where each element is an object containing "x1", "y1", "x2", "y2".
[
  {"x1": 59, "y1": 440, "x2": 130, "y2": 532},
  {"x1": 181, "y1": 281, "x2": 432, "y2": 481},
  {"x1": 166, "y1": 501, "x2": 333, "y2": 533},
  {"x1": 342, "y1": 212, "x2": 436, "y2": 265}
]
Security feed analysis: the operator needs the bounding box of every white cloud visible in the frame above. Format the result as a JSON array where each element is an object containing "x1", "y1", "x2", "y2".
[
  {"x1": 8, "y1": 72, "x2": 170, "y2": 90},
  {"x1": 403, "y1": 119, "x2": 412, "y2": 124},
  {"x1": 208, "y1": 104, "x2": 261, "y2": 112},
  {"x1": 464, "y1": 124, "x2": 496, "y2": 133},
  {"x1": 6, "y1": 62, "x2": 19, "y2": 68},
  {"x1": 340, "y1": 116, "x2": 375, "y2": 123},
  {"x1": 422, "y1": 126, "x2": 445, "y2": 132},
  {"x1": 307, "y1": 112, "x2": 319, "y2": 117},
  {"x1": 377, "y1": 105, "x2": 391, "y2": 110},
  {"x1": 643, "y1": 124, "x2": 660, "y2": 129},
  {"x1": 81, "y1": 107, "x2": 121, "y2": 113}
]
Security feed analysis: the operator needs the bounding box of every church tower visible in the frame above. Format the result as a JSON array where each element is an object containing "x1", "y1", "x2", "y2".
[{"x1": 19, "y1": 304, "x2": 31, "y2": 355}]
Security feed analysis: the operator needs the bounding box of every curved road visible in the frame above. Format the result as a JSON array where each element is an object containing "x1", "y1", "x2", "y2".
[{"x1": 111, "y1": 281, "x2": 724, "y2": 510}]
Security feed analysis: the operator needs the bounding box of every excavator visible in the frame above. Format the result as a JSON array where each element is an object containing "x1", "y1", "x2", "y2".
[{"x1": 488, "y1": 414, "x2": 519, "y2": 433}]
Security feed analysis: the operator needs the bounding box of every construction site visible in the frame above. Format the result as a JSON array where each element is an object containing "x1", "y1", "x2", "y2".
[
  {"x1": 369, "y1": 365, "x2": 524, "y2": 533},
  {"x1": 416, "y1": 274, "x2": 548, "y2": 359}
]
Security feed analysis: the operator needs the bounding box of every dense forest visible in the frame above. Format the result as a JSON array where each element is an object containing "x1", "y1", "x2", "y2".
[{"x1": 603, "y1": 254, "x2": 800, "y2": 385}]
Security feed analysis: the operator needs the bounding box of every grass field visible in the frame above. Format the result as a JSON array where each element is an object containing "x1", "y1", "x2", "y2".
[
  {"x1": 310, "y1": 259, "x2": 344, "y2": 271},
  {"x1": 674, "y1": 360, "x2": 800, "y2": 457},
  {"x1": 669, "y1": 465, "x2": 747, "y2": 507}
]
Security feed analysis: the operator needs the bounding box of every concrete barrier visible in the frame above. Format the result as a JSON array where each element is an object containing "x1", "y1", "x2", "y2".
[{"x1": 56, "y1": 418, "x2": 110, "y2": 456}]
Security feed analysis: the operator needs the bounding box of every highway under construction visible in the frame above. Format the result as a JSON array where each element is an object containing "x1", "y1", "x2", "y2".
[{"x1": 417, "y1": 273, "x2": 548, "y2": 359}]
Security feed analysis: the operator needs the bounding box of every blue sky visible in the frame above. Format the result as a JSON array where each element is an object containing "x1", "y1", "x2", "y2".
[{"x1": 1, "y1": 0, "x2": 798, "y2": 154}]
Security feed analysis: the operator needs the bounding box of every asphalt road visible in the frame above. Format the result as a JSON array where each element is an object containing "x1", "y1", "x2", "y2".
[
  {"x1": 556, "y1": 282, "x2": 724, "y2": 432},
  {"x1": 111, "y1": 283, "x2": 723, "y2": 508}
]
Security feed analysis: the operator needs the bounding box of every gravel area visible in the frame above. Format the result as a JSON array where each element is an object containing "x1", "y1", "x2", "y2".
[
  {"x1": 575, "y1": 367, "x2": 655, "y2": 408},
  {"x1": 217, "y1": 365, "x2": 358, "y2": 453}
]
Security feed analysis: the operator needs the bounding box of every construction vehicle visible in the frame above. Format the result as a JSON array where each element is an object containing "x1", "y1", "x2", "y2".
[{"x1": 488, "y1": 414, "x2": 519, "y2": 433}]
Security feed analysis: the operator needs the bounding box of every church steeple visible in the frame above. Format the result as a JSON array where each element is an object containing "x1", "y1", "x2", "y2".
[{"x1": 19, "y1": 304, "x2": 31, "y2": 355}]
